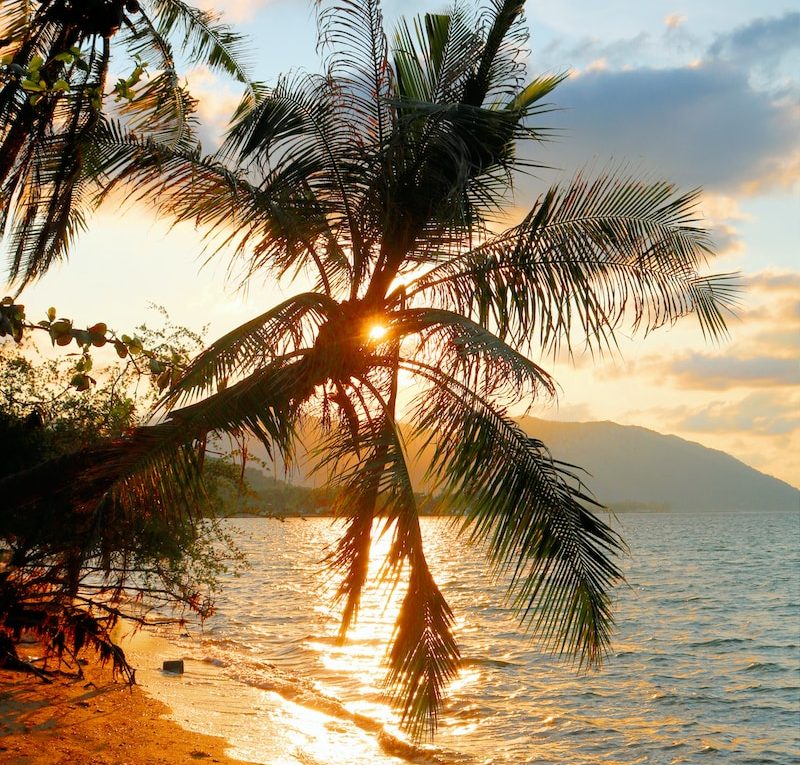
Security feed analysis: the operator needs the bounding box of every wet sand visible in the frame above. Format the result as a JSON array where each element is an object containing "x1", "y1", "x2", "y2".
[{"x1": 0, "y1": 655, "x2": 258, "y2": 765}]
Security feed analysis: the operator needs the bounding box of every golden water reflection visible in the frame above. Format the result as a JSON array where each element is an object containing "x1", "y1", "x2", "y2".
[{"x1": 152, "y1": 514, "x2": 800, "y2": 764}]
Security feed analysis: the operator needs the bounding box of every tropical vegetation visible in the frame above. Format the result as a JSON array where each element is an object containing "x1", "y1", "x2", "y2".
[
  {"x1": 0, "y1": 321, "x2": 241, "y2": 680},
  {"x1": 0, "y1": 0, "x2": 738, "y2": 739},
  {"x1": 0, "y1": 0, "x2": 252, "y2": 285}
]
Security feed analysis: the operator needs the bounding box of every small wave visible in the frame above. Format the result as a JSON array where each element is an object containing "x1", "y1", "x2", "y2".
[
  {"x1": 742, "y1": 661, "x2": 783, "y2": 673},
  {"x1": 459, "y1": 657, "x2": 516, "y2": 669},
  {"x1": 378, "y1": 731, "x2": 475, "y2": 764},
  {"x1": 688, "y1": 637, "x2": 751, "y2": 648},
  {"x1": 226, "y1": 661, "x2": 472, "y2": 763}
]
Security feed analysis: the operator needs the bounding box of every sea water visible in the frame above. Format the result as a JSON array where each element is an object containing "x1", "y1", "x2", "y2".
[{"x1": 128, "y1": 512, "x2": 800, "y2": 764}]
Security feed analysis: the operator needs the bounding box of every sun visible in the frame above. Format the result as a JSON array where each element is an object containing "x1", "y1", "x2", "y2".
[{"x1": 367, "y1": 322, "x2": 388, "y2": 342}]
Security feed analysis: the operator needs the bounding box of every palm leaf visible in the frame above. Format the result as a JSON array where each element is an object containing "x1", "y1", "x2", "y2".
[
  {"x1": 391, "y1": 306, "x2": 555, "y2": 403},
  {"x1": 405, "y1": 172, "x2": 741, "y2": 353},
  {"x1": 120, "y1": 71, "x2": 198, "y2": 150},
  {"x1": 403, "y1": 359, "x2": 624, "y2": 667},
  {"x1": 392, "y1": 9, "x2": 481, "y2": 104},
  {"x1": 316, "y1": 0, "x2": 393, "y2": 147},
  {"x1": 221, "y1": 71, "x2": 370, "y2": 290},
  {"x1": 0, "y1": 423, "x2": 207, "y2": 528},
  {"x1": 2, "y1": 106, "x2": 101, "y2": 284},
  {"x1": 162, "y1": 292, "x2": 337, "y2": 408},
  {"x1": 149, "y1": 0, "x2": 253, "y2": 87},
  {"x1": 463, "y1": 0, "x2": 529, "y2": 106},
  {"x1": 0, "y1": 0, "x2": 32, "y2": 55},
  {"x1": 319, "y1": 399, "x2": 460, "y2": 740},
  {"x1": 93, "y1": 122, "x2": 346, "y2": 292}
]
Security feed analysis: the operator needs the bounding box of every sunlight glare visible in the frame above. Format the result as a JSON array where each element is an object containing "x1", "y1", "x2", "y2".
[{"x1": 367, "y1": 322, "x2": 388, "y2": 342}]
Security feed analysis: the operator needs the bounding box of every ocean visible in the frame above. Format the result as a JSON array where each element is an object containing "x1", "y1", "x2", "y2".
[{"x1": 127, "y1": 512, "x2": 800, "y2": 764}]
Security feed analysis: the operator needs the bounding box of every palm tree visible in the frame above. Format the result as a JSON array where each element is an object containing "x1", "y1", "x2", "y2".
[
  {"x1": 2, "y1": 0, "x2": 739, "y2": 739},
  {"x1": 0, "y1": 0, "x2": 252, "y2": 286}
]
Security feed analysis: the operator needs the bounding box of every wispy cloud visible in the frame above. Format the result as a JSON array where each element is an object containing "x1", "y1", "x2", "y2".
[
  {"x1": 676, "y1": 391, "x2": 800, "y2": 436},
  {"x1": 522, "y1": 61, "x2": 799, "y2": 196},
  {"x1": 529, "y1": 12, "x2": 800, "y2": 197},
  {"x1": 749, "y1": 271, "x2": 800, "y2": 293},
  {"x1": 707, "y1": 12, "x2": 800, "y2": 77},
  {"x1": 664, "y1": 14, "x2": 687, "y2": 30},
  {"x1": 195, "y1": 0, "x2": 276, "y2": 23},
  {"x1": 667, "y1": 354, "x2": 800, "y2": 390}
]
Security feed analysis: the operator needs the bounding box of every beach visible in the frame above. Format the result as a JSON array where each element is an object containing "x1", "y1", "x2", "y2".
[
  {"x1": 1, "y1": 513, "x2": 796, "y2": 765},
  {"x1": 0, "y1": 655, "x2": 257, "y2": 765}
]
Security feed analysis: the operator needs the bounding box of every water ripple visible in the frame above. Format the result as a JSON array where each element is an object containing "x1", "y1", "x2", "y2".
[{"x1": 157, "y1": 512, "x2": 799, "y2": 765}]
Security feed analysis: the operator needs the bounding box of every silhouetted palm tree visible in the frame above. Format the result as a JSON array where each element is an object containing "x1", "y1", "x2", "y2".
[
  {"x1": 0, "y1": 0, "x2": 252, "y2": 284},
  {"x1": 3, "y1": 0, "x2": 739, "y2": 738}
]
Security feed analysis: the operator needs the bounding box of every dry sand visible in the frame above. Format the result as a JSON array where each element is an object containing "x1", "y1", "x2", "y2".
[{"x1": 0, "y1": 656, "x2": 258, "y2": 765}]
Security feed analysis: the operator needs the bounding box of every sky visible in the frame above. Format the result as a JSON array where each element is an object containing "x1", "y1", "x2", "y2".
[{"x1": 4, "y1": 0, "x2": 799, "y2": 486}]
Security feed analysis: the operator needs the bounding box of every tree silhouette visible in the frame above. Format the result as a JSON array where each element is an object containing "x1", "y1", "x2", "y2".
[
  {"x1": 1, "y1": 0, "x2": 739, "y2": 738},
  {"x1": 0, "y1": 0, "x2": 252, "y2": 284}
]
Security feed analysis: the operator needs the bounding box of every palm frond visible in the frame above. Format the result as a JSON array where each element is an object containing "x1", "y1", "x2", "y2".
[
  {"x1": 316, "y1": 0, "x2": 393, "y2": 147},
  {"x1": 319, "y1": 401, "x2": 459, "y2": 740},
  {"x1": 463, "y1": 0, "x2": 529, "y2": 106},
  {"x1": 164, "y1": 356, "x2": 313, "y2": 459},
  {"x1": 221, "y1": 71, "x2": 369, "y2": 273},
  {"x1": 163, "y1": 292, "x2": 337, "y2": 408},
  {"x1": 2, "y1": 108, "x2": 100, "y2": 284},
  {"x1": 403, "y1": 359, "x2": 625, "y2": 667},
  {"x1": 386, "y1": 558, "x2": 459, "y2": 740},
  {"x1": 120, "y1": 71, "x2": 198, "y2": 150},
  {"x1": 119, "y1": 6, "x2": 176, "y2": 70},
  {"x1": 0, "y1": 422, "x2": 207, "y2": 527},
  {"x1": 114, "y1": 9, "x2": 198, "y2": 150},
  {"x1": 149, "y1": 0, "x2": 253, "y2": 87},
  {"x1": 0, "y1": 25, "x2": 110, "y2": 285},
  {"x1": 405, "y1": 172, "x2": 742, "y2": 353},
  {"x1": 92, "y1": 121, "x2": 347, "y2": 292},
  {"x1": 392, "y1": 8, "x2": 481, "y2": 104},
  {"x1": 391, "y1": 306, "x2": 555, "y2": 404},
  {"x1": 0, "y1": 0, "x2": 32, "y2": 56}
]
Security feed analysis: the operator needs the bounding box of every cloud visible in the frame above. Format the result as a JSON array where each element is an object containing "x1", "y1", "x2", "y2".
[
  {"x1": 540, "y1": 33, "x2": 652, "y2": 75},
  {"x1": 698, "y1": 193, "x2": 751, "y2": 258},
  {"x1": 527, "y1": 13, "x2": 800, "y2": 197},
  {"x1": 738, "y1": 148, "x2": 800, "y2": 195},
  {"x1": 183, "y1": 66, "x2": 244, "y2": 148},
  {"x1": 195, "y1": 0, "x2": 274, "y2": 22},
  {"x1": 708, "y1": 12, "x2": 800, "y2": 75},
  {"x1": 522, "y1": 60, "x2": 800, "y2": 195},
  {"x1": 667, "y1": 353, "x2": 800, "y2": 390},
  {"x1": 664, "y1": 14, "x2": 687, "y2": 30},
  {"x1": 536, "y1": 400, "x2": 595, "y2": 422},
  {"x1": 749, "y1": 325, "x2": 800, "y2": 357},
  {"x1": 676, "y1": 391, "x2": 800, "y2": 436},
  {"x1": 749, "y1": 271, "x2": 800, "y2": 294}
]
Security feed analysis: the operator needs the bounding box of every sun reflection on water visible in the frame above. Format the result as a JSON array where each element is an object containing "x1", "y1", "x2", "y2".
[{"x1": 137, "y1": 514, "x2": 800, "y2": 764}]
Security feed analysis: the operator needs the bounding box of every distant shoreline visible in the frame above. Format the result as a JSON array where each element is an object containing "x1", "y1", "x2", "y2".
[{"x1": 217, "y1": 506, "x2": 800, "y2": 520}]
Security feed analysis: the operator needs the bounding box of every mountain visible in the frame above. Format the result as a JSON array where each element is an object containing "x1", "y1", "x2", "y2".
[
  {"x1": 246, "y1": 418, "x2": 799, "y2": 513},
  {"x1": 509, "y1": 418, "x2": 799, "y2": 513}
]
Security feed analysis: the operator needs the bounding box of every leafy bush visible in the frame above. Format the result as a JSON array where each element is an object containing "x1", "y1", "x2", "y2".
[{"x1": 0, "y1": 319, "x2": 240, "y2": 680}]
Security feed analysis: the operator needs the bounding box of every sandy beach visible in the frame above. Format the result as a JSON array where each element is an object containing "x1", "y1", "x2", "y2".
[{"x1": 0, "y1": 655, "x2": 257, "y2": 765}]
